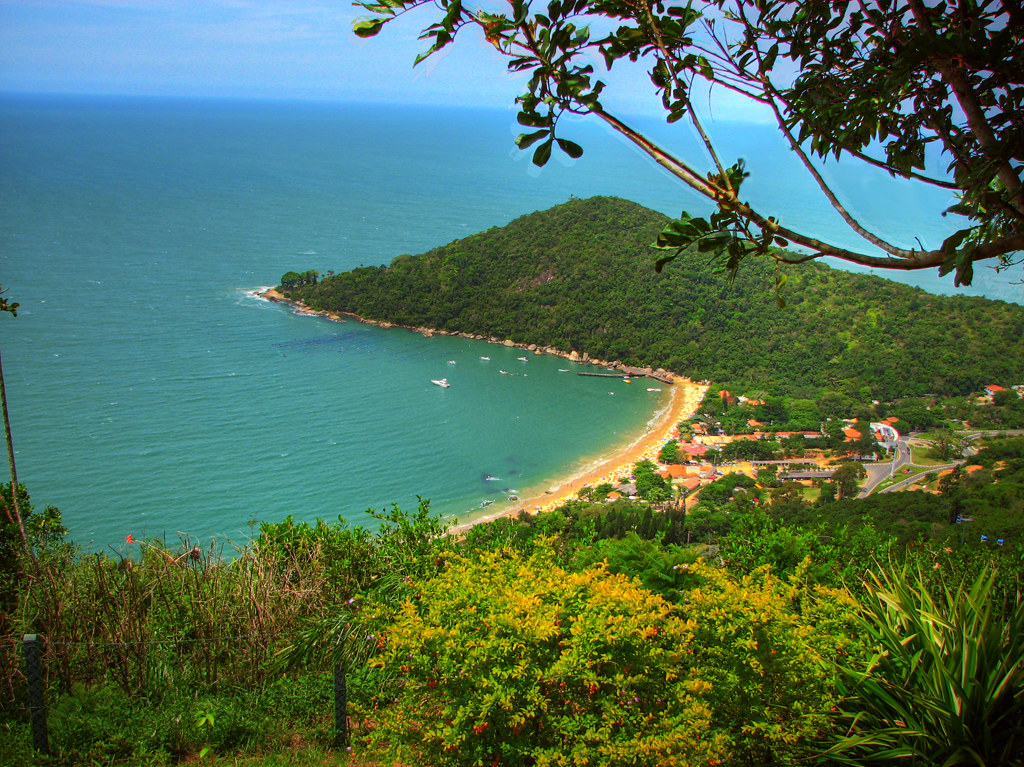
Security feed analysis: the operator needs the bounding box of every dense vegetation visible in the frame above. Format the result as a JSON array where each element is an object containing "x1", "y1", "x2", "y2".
[
  {"x1": 4, "y1": 437, "x2": 1022, "y2": 765},
  {"x1": 285, "y1": 197, "x2": 1024, "y2": 400}
]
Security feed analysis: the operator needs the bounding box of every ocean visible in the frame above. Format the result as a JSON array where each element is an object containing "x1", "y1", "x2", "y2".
[{"x1": 1, "y1": 94, "x2": 1020, "y2": 549}]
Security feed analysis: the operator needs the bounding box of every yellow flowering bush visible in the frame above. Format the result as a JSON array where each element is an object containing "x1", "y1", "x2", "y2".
[{"x1": 366, "y1": 547, "x2": 849, "y2": 765}]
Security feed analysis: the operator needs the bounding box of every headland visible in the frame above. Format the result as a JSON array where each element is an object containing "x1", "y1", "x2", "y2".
[{"x1": 257, "y1": 287, "x2": 707, "y2": 529}]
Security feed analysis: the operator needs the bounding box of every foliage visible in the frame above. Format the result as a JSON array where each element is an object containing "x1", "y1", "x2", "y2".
[
  {"x1": 288, "y1": 197, "x2": 1024, "y2": 400},
  {"x1": 827, "y1": 566, "x2": 1024, "y2": 765},
  {"x1": 366, "y1": 546, "x2": 847, "y2": 765},
  {"x1": 353, "y1": 0, "x2": 1024, "y2": 286},
  {"x1": 278, "y1": 270, "x2": 319, "y2": 289}
]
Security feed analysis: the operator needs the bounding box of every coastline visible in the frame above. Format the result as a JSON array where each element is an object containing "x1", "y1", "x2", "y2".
[
  {"x1": 256, "y1": 287, "x2": 708, "y2": 530},
  {"x1": 449, "y1": 377, "x2": 707, "y2": 532}
]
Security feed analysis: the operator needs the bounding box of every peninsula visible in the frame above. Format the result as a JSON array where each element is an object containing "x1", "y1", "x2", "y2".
[{"x1": 258, "y1": 285, "x2": 708, "y2": 525}]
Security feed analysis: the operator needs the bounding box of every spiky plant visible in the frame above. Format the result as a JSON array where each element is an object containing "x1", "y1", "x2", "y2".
[{"x1": 827, "y1": 565, "x2": 1024, "y2": 766}]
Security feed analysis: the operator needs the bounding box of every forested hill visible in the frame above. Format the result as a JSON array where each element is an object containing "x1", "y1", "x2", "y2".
[{"x1": 285, "y1": 196, "x2": 1024, "y2": 399}]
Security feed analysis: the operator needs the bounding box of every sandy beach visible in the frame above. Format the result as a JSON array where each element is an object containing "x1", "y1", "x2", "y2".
[
  {"x1": 451, "y1": 378, "x2": 707, "y2": 532},
  {"x1": 257, "y1": 287, "x2": 708, "y2": 531}
]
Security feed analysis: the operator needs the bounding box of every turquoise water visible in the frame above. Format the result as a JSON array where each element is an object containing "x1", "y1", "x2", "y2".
[{"x1": 1, "y1": 94, "x2": 1020, "y2": 548}]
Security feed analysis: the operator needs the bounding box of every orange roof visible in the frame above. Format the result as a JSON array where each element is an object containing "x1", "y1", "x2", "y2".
[
  {"x1": 665, "y1": 464, "x2": 690, "y2": 477},
  {"x1": 606, "y1": 491, "x2": 622, "y2": 500},
  {"x1": 986, "y1": 384, "x2": 1006, "y2": 392},
  {"x1": 884, "y1": 416, "x2": 900, "y2": 424},
  {"x1": 842, "y1": 426, "x2": 861, "y2": 440},
  {"x1": 681, "y1": 477, "x2": 701, "y2": 490}
]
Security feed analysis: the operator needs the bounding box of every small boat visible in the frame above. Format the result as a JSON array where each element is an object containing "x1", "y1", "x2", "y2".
[
  {"x1": 431, "y1": 378, "x2": 451, "y2": 388},
  {"x1": 508, "y1": 495, "x2": 519, "y2": 501},
  {"x1": 480, "y1": 356, "x2": 490, "y2": 360},
  {"x1": 517, "y1": 356, "x2": 528, "y2": 361},
  {"x1": 448, "y1": 360, "x2": 457, "y2": 365},
  {"x1": 647, "y1": 387, "x2": 662, "y2": 391},
  {"x1": 499, "y1": 369, "x2": 509, "y2": 375},
  {"x1": 623, "y1": 378, "x2": 632, "y2": 383},
  {"x1": 558, "y1": 369, "x2": 569, "y2": 372}
]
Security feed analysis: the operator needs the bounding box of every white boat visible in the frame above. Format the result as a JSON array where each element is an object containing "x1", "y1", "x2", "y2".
[
  {"x1": 431, "y1": 378, "x2": 450, "y2": 388},
  {"x1": 480, "y1": 356, "x2": 490, "y2": 360},
  {"x1": 448, "y1": 360, "x2": 456, "y2": 365},
  {"x1": 558, "y1": 369, "x2": 569, "y2": 372},
  {"x1": 517, "y1": 356, "x2": 528, "y2": 361},
  {"x1": 647, "y1": 387, "x2": 662, "y2": 391}
]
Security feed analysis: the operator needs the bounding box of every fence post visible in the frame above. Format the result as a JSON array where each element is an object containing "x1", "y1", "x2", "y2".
[
  {"x1": 333, "y1": 651, "x2": 349, "y2": 749},
  {"x1": 23, "y1": 634, "x2": 49, "y2": 755}
]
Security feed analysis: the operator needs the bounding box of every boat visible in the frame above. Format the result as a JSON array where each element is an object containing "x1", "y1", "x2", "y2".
[
  {"x1": 499, "y1": 369, "x2": 509, "y2": 375},
  {"x1": 647, "y1": 387, "x2": 662, "y2": 391},
  {"x1": 517, "y1": 356, "x2": 528, "y2": 361},
  {"x1": 480, "y1": 356, "x2": 490, "y2": 360},
  {"x1": 508, "y1": 495, "x2": 519, "y2": 501},
  {"x1": 558, "y1": 369, "x2": 569, "y2": 372},
  {"x1": 623, "y1": 378, "x2": 632, "y2": 383},
  {"x1": 447, "y1": 360, "x2": 456, "y2": 365},
  {"x1": 431, "y1": 378, "x2": 450, "y2": 388}
]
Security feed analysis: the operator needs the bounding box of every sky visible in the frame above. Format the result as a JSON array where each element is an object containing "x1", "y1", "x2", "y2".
[{"x1": 0, "y1": 0, "x2": 771, "y2": 121}]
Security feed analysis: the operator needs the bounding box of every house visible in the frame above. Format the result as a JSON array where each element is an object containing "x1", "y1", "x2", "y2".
[
  {"x1": 659, "y1": 464, "x2": 691, "y2": 479},
  {"x1": 680, "y1": 477, "x2": 702, "y2": 493}
]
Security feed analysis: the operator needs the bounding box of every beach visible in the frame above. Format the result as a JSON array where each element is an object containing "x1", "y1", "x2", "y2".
[
  {"x1": 258, "y1": 286, "x2": 708, "y2": 532},
  {"x1": 450, "y1": 378, "x2": 708, "y2": 532}
]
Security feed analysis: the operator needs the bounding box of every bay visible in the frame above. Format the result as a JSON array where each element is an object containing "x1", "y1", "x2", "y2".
[{"x1": 1, "y1": 94, "x2": 1019, "y2": 549}]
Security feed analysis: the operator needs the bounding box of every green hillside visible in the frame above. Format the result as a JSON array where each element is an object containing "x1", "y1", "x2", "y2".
[{"x1": 286, "y1": 196, "x2": 1024, "y2": 399}]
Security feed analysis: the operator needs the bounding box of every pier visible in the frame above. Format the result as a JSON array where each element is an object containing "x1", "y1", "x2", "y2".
[{"x1": 577, "y1": 370, "x2": 674, "y2": 384}]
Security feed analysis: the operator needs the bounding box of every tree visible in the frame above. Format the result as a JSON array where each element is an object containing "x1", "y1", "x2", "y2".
[
  {"x1": 0, "y1": 287, "x2": 31, "y2": 565},
  {"x1": 658, "y1": 438, "x2": 681, "y2": 464},
  {"x1": 832, "y1": 462, "x2": 867, "y2": 500},
  {"x1": 354, "y1": 0, "x2": 1023, "y2": 288}
]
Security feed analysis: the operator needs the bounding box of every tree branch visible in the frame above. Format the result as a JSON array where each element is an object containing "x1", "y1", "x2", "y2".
[{"x1": 906, "y1": 0, "x2": 1024, "y2": 217}]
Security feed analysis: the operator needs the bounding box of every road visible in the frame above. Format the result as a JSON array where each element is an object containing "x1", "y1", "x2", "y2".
[{"x1": 857, "y1": 428, "x2": 1024, "y2": 497}]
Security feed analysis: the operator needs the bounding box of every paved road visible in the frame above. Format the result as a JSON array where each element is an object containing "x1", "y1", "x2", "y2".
[
  {"x1": 858, "y1": 428, "x2": 1023, "y2": 497},
  {"x1": 858, "y1": 439, "x2": 913, "y2": 497}
]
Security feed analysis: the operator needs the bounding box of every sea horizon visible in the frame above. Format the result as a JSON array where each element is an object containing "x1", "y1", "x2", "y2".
[{"x1": 2, "y1": 92, "x2": 1020, "y2": 549}]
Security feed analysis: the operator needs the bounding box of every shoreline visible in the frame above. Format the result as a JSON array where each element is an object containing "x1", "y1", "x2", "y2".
[
  {"x1": 449, "y1": 377, "x2": 706, "y2": 532},
  {"x1": 256, "y1": 287, "x2": 708, "y2": 530}
]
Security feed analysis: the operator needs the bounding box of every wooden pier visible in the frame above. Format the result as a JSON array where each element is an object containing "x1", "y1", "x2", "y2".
[{"x1": 577, "y1": 371, "x2": 674, "y2": 384}]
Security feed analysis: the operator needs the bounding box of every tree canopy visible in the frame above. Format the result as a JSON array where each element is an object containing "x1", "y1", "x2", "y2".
[
  {"x1": 285, "y1": 196, "x2": 1024, "y2": 399},
  {"x1": 354, "y1": 0, "x2": 1022, "y2": 287}
]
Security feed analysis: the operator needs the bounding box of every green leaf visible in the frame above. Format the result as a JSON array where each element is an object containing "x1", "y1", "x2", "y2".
[
  {"x1": 353, "y1": 18, "x2": 387, "y2": 38},
  {"x1": 654, "y1": 253, "x2": 679, "y2": 272},
  {"x1": 516, "y1": 130, "x2": 550, "y2": 150},
  {"x1": 556, "y1": 138, "x2": 583, "y2": 158},
  {"x1": 697, "y1": 55, "x2": 713, "y2": 80},
  {"x1": 532, "y1": 138, "x2": 553, "y2": 166}
]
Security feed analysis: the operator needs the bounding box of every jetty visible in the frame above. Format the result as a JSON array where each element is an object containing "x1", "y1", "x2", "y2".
[{"x1": 578, "y1": 366, "x2": 674, "y2": 384}]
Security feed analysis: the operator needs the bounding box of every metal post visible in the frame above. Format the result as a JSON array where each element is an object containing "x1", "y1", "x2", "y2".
[
  {"x1": 23, "y1": 634, "x2": 49, "y2": 754},
  {"x1": 333, "y1": 655, "x2": 348, "y2": 749}
]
